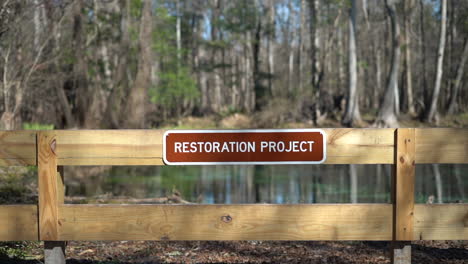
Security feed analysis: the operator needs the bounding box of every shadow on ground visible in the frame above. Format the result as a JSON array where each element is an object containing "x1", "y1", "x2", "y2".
[{"x1": 0, "y1": 241, "x2": 466, "y2": 264}]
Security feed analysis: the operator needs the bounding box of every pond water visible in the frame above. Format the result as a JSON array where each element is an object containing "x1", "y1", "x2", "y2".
[{"x1": 65, "y1": 164, "x2": 467, "y2": 204}]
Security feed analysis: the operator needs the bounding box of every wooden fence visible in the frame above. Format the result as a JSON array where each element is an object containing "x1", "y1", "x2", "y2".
[{"x1": 0, "y1": 128, "x2": 467, "y2": 263}]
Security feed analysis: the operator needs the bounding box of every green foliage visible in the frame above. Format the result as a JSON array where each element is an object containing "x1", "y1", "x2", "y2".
[
  {"x1": 0, "y1": 166, "x2": 37, "y2": 204},
  {"x1": 150, "y1": 67, "x2": 198, "y2": 108},
  {"x1": 130, "y1": 0, "x2": 143, "y2": 18},
  {"x1": 150, "y1": 7, "x2": 199, "y2": 111},
  {"x1": 22, "y1": 123, "x2": 54, "y2": 130},
  {"x1": 0, "y1": 242, "x2": 30, "y2": 260},
  {"x1": 222, "y1": 1, "x2": 259, "y2": 33}
]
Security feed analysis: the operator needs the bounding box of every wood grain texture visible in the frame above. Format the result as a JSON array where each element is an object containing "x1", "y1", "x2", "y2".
[
  {"x1": 1, "y1": 204, "x2": 465, "y2": 241},
  {"x1": 0, "y1": 205, "x2": 38, "y2": 241},
  {"x1": 0, "y1": 128, "x2": 466, "y2": 166},
  {"x1": 38, "y1": 132, "x2": 59, "y2": 240},
  {"x1": 52, "y1": 129, "x2": 395, "y2": 165},
  {"x1": 414, "y1": 204, "x2": 468, "y2": 240},
  {"x1": 394, "y1": 128, "x2": 415, "y2": 241},
  {"x1": 0, "y1": 131, "x2": 36, "y2": 166},
  {"x1": 416, "y1": 128, "x2": 468, "y2": 164},
  {"x1": 55, "y1": 130, "x2": 165, "y2": 165},
  {"x1": 58, "y1": 204, "x2": 393, "y2": 241},
  {"x1": 323, "y1": 128, "x2": 395, "y2": 164}
]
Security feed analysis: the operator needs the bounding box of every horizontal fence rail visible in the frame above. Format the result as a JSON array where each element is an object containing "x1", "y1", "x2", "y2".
[
  {"x1": 0, "y1": 128, "x2": 466, "y2": 242},
  {"x1": 0, "y1": 128, "x2": 467, "y2": 166},
  {"x1": 1, "y1": 204, "x2": 466, "y2": 241}
]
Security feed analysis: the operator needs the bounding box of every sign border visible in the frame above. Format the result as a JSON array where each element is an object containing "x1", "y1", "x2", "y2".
[{"x1": 163, "y1": 129, "x2": 327, "y2": 165}]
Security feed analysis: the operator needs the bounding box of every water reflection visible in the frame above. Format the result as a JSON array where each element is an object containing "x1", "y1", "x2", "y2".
[{"x1": 65, "y1": 165, "x2": 467, "y2": 204}]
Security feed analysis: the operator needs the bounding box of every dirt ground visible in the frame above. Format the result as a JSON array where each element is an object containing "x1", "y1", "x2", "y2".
[{"x1": 1, "y1": 240, "x2": 466, "y2": 264}]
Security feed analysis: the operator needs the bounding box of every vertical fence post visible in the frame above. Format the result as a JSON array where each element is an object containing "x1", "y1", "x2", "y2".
[
  {"x1": 391, "y1": 128, "x2": 415, "y2": 264},
  {"x1": 38, "y1": 131, "x2": 66, "y2": 264}
]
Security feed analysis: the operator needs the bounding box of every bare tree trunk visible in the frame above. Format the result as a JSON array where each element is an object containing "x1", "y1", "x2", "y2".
[
  {"x1": 454, "y1": 165, "x2": 465, "y2": 201},
  {"x1": 375, "y1": 47, "x2": 382, "y2": 109},
  {"x1": 298, "y1": 0, "x2": 306, "y2": 92},
  {"x1": 123, "y1": 0, "x2": 152, "y2": 128},
  {"x1": 231, "y1": 50, "x2": 238, "y2": 108},
  {"x1": 350, "y1": 164, "x2": 357, "y2": 203},
  {"x1": 244, "y1": 31, "x2": 254, "y2": 112},
  {"x1": 33, "y1": 0, "x2": 44, "y2": 50},
  {"x1": 342, "y1": 0, "x2": 361, "y2": 127},
  {"x1": 374, "y1": 0, "x2": 400, "y2": 128},
  {"x1": 287, "y1": 0, "x2": 294, "y2": 95},
  {"x1": 72, "y1": 0, "x2": 91, "y2": 127},
  {"x1": 209, "y1": 0, "x2": 222, "y2": 112},
  {"x1": 43, "y1": 0, "x2": 75, "y2": 128},
  {"x1": 362, "y1": 0, "x2": 370, "y2": 28},
  {"x1": 404, "y1": 0, "x2": 416, "y2": 116},
  {"x1": 309, "y1": 0, "x2": 320, "y2": 89},
  {"x1": 176, "y1": 0, "x2": 181, "y2": 64},
  {"x1": 447, "y1": 38, "x2": 468, "y2": 114},
  {"x1": 105, "y1": 0, "x2": 130, "y2": 128},
  {"x1": 267, "y1": 0, "x2": 275, "y2": 95},
  {"x1": 253, "y1": 5, "x2": 264, "y2": 111},
  {"x1": 288, "y1": 49, "x2": 294, "y2": 95},
  {"x1": 0, "y1": 47, "x2": 14, "y2": 129},
  {"x1": 420, "y1": 0, "x2": 428, "y2": 109},
  {"x1": 432, "y1": 164, "x2": 443, "y2": 204},
  {"x1": 426, "y1": 0, "x2": 447, "y2": 123},
  {"x1": 338, "y1": 26, "x2": 345, "y2": 95}
]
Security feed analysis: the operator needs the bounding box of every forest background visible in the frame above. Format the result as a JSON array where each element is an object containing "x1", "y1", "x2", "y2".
[
  {"x1": 1, "y1": 1, "x2": 468, "y2": 262},
  {"x1": 1, "y1": 0, "x2": 468, "y2": 130}
]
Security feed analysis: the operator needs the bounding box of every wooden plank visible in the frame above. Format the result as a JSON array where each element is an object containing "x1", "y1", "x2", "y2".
[
  {"x1": 393, "y1": 128, "x2": 415, "y2": 241},
  {"x1": 414, "y1": 204, "x2": 468, "y2": 240},
  {"x1": 38, "y1": 132, "x2": 59, "y2": 241},
  {"x1": 416, "y1": 128, "x2": 468, "y2": 163},
  {"x1": 58, "y1": 204, "x2": 393, "y2": 240},
  {"x1": 323, "y1": 128, "x2": 395, "y2": 164},
  {"x1": 0, "y1": 205, "x2": 38, "y2": 241},
  {"x1": 55, "y1": 130, "x2": 165, "y2": 166},
  {"x1": 1, "y1": 204, "x2": 465, "y2": 241},
  {"x1": 0, "y1": 131, "x2": 36, "y2": 166},
  {"x1": 53, "y1": 129, "x2": 395, "y2": 165},
  {"x1": 0, "y1": 128, "x2": 466, "y2": 166}
]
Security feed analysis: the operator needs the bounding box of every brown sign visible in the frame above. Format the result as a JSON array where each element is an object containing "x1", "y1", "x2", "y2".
[{"x1": 163, "y1": 129, "x2": 326, "y2": 165}]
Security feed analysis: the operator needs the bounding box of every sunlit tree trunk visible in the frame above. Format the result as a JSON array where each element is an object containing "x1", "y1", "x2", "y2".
[
  {"x1": 374, "y1": 0, "x2": 400, "y2": 128},
  {"x1": 342, "y1": 0, "x2": 361, "y2": 127},
  {"x1": 33, "y1": 0, "x2": 44, "y2": 50},
  {"x1": 374, "y1": 47, "x2": 382, "y2": 109},
  {"x1": 404, "y1": 0, "x2": 415, "y2": 116},
  {"x1": 426, "y1": 0, "x2": 447, "y2": 123}
]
